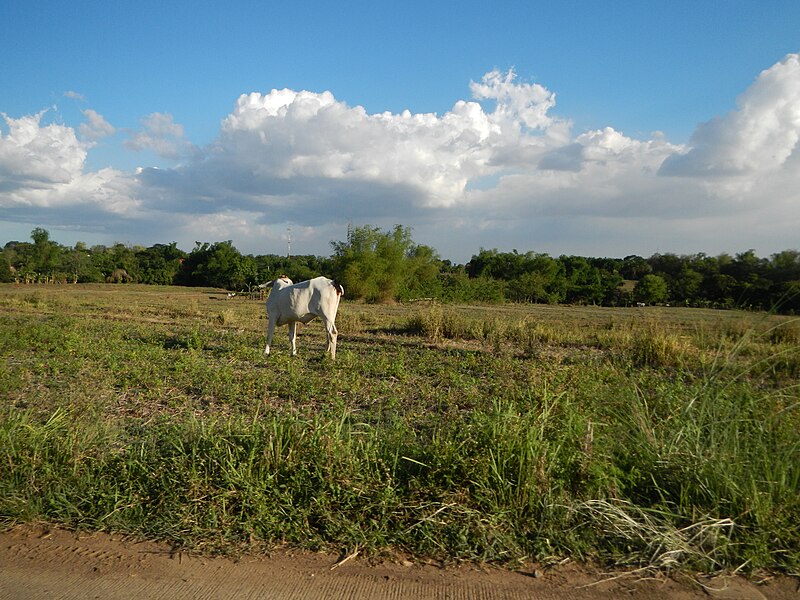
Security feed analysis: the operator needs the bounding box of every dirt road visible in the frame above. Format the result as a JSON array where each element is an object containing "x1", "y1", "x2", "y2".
[{"x1": 1, "y1": 525, "x2": 794, "y2": 600}]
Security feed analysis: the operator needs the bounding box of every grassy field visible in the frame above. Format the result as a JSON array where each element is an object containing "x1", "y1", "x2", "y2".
[{"x1": 1, "y1": 283, "x2": 798, "y2": 575}]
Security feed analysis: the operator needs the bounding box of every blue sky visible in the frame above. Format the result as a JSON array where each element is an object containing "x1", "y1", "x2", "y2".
[{"x1": 2, "y1": 1, "x2": 799, "y2": 262}]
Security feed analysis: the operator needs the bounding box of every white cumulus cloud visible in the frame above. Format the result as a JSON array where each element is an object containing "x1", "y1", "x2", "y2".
[
  {"x1": 0, "y1": 110, "x2": 139, "y2": 232},
  {"x1": 470, "y1": 68, "x2": 561, "y2": 133},
  {"x1": 0, "y1": 110, "x2": 87, "y2": 188},
  {"x1": 125, "y1": 112, "x2": 194, "y2": 160},
  {"x1": 148, "y1": 68, "x2": 573, "y2": 220},
  {"x1": 2, "y1": 59, "x2": 799, "y2": 259},
  {"x1": 79, "y1": 109, "x2": 115, "y2": 142},
  {"x1": 659, "y1": 53, "x2": 800, "y2": 177}
]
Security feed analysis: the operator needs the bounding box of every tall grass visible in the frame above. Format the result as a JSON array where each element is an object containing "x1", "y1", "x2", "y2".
[{"x1": 0, "y1": 285, "x2": 798, "y2": 573}]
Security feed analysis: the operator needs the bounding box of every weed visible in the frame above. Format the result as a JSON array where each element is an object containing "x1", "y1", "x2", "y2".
[
  {"x1": 627, "y1": 326, "x2": 692, "y2": 369},
  {"x1": 767, "y1": 319, "x2": 800, "y2": 345},
  {"x1": 217, "y1": 309, "x2": 236, "y2": 326}
]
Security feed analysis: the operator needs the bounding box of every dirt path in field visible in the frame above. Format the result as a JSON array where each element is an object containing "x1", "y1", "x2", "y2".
[{"x1": 1, "y1": 525, "x2": 795, "y2": 600}]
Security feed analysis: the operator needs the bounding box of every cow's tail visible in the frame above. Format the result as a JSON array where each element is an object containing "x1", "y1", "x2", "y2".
[{"x1": 331, "y1": 279, "x2": 345, "y2": 297}]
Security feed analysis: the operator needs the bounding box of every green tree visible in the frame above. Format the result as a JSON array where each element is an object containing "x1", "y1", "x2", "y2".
[
  {"x1": 180, "y1": 241, "x2": 257, "y2": 289},
  {"x1": 64, "y1": 242, "x2": 101, "y2": 283},
  {"x1": 399, "y1": 244, "x2": 442, "y2": 300},
  {"x1": 647, "y1": 253, "x2": 684, "y2": 280},
  {"x1": 633, "y1": 274, "x2": 668, "y2": 305},
  {"x1": 621, "y1": 255, "x2": 652, "y2": 280},
  {"x1": 770, "y1": 250, "x2": 800, "y2": 280},
  {"x1": 1, "y1": 242, "x2": 23, "y2": 282},
  {"x1": 506, "y1": 254, "x2": 566, "y2": 303},
  {"x1": 331, "y1": 225, "x2": 418, "y2": 302},
  {"x1": 29, "y1": 228, "x2": 63, "y2": 280},
  {"x1": 706, "y1": 273, "x2": 738, "y2": 308},
  {"x1": 671, "y1": 265, "x2": 704, "y2": 304},
  {"x1": 90, "y1": 243, "x2": 140, "y2": 283},
  {"x1": 136, "y1": 243, "x2": 187, "y2": 285},
  {"x1": 466, "y1": 248, "x2": 528, "y2": 280},
  {"x1": 0, "y1": 256, "x2": 12, "y2": 282},
  {"x1": 560, "y1": 255, "x2": 605, "y2": 304},
  {"x1": 507, "y1": 271, "x2": 555, "y2": 303}
]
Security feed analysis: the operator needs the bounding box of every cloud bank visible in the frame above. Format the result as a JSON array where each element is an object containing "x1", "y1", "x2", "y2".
[{"x1": 1, "y1": 55, "x2": 799, "y2": 260}]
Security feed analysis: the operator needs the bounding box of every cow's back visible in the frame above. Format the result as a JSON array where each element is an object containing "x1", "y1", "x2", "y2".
[{"x1": 268, "y1": 277, "x2": 328, "y2": 324}]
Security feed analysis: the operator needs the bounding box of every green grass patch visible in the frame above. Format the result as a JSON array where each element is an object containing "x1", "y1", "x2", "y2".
[{"x1": 1, "y1": 284, "x2": 798, "y2": 574}]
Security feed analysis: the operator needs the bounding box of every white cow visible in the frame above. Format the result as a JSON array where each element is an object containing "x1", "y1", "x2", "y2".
[{"x1": 262, "y1": 276, "x2": 344, "y2": 360}]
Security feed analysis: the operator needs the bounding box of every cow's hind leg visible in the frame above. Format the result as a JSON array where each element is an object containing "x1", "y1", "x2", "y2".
[
  {"x1": 264, "y1": 318, "x2": 276, "y2": 355},
  {"x1": 322, "y1": 316, "x2": 338, "y2": 360},
  {"x1": 288, "y1": 322, "x2": 298, "y2": 356}
]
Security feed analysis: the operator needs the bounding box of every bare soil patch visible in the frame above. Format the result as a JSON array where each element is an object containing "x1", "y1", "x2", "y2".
[{"x1": 1, "y1": 525, "x2": 796, "y2": 600}]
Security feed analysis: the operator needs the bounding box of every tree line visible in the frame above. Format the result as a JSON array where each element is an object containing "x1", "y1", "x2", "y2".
[{"x1": 3, "y1": 226, "x2": 799, "y2": 313}]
